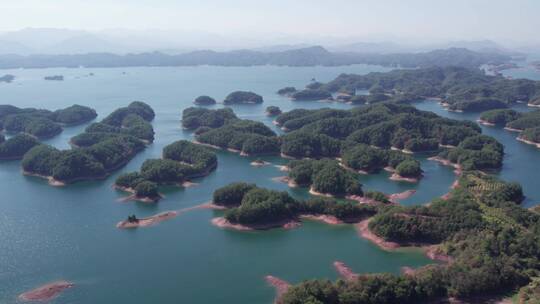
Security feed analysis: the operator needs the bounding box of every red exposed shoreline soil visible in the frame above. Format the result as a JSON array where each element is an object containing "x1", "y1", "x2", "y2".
[
  {"x1": 388, "y1": 189, "x2": 417, "y2": 202},
  {"x1": 265, "y1": 275, "x2": 290, "y2": 304},
  {"x1": 355, "y1": 219, "x2": 401, "y2": 250},
  {"x1": 517, "y1": 136, "x2": 540, "y2": 149},
  {"x1": 300, "y1": 214, "x2": 342, "y2": 225},
  {"x1": 333, "y1": 261, "x2": 359, "y2": 281},
  {"x1": 117, "y1": 211, "x2": 178, "y2": 228},
  {"x1": 211, "y1": 217, "x2": 300, "y2": 231},
  {"x1": 19, "y1": 281, "x2": 74, "y2": 301}
]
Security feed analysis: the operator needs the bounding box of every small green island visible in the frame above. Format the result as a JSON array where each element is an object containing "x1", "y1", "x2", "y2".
[
  {"x1": 211, "y1": 182, "x2": 376, "y2": 230},
  {"x1": 114, "y1": 140, "x2": 217, "y2": 202},
  {"x1": 0, "y1": 74, "x2": 15, "y2": 83},
  {"x1": 223, "y1": 91, "x2": 263, "y2": 104},
  {"x1": 265, "y1": 106, "x2": 282, "y2": 116},
  {"x1": 44, "y1": 75, "x2": 64, "y2": 81},
  {"x1": 20, "y1": 102, "x2": 154, "y2": 185},
  {"x1": 0, "y1": 104, "x2": 97, "y2": 139},
  {"x1": 277, "y1": 86, "x2": 297, "y2": 96},
  {"x1": 193, "y1": 95, "x2": 217, "y2": 105},
  {"x1": 479, "y1": 109, "x2": 540, "y2": 148}
]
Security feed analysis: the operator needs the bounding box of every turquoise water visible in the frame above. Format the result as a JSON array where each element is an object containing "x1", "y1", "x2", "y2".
[{"x1": 0, "y1": 64, "x2": 533, "y2": 303}]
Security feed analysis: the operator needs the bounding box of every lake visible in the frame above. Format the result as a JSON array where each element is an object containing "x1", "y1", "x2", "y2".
[{"x1": 0, "y1": 64, "x2": 538, "y2": 303}]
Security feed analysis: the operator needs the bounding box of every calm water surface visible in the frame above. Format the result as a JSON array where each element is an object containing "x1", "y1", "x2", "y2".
[{"x1": 0, "y1": 64, "x2": 536, "y2": 303}]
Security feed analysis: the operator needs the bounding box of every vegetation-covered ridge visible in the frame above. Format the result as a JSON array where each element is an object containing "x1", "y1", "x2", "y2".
[
  {"x1": 0, "y1": 47, "x2": 509, "y2": 69},
  {"x1": 276, "y1": 104, "x2": 504, "y2": 171},
  {"x1": 298, "y1": 66, "x2": 540, "y2": 112},
  {"x1": 184, "y1": 108, "x2": 280, "y2": 156},
  {"x1": 281, "y1": 172, "x2": 540, "y2": 304},
  {"x1": 211, "y1": 182, "x2": 375, "y2": 228},
  {"x1": 20, "y1": 102, "x2": 154, "y2": 184},
  {"x1": 115, "y1": 140, "x2": 217, "y2": 201},
  {"x1": 0, "y1": 104, "x2": 97, "y2": 138},
  {"x1": 480, "y1": 109, "x2": 540, "y2": 147}
]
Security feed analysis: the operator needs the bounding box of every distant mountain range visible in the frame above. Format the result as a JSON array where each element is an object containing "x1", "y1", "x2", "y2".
[
  {"x1": 0, "y1": 28, "x2": 527, "y2": 56},
  {"x1": 0, "y1": 46, "x2": 510, "y2": 69}
]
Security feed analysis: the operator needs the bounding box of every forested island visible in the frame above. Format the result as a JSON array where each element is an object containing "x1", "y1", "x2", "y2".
[
  {"x1": 223, "y1": 91, "x2": 263, "y2": 104},
  {"x1": 280, "y1": 172, "x2": 540, "y2": 304},
  {"x1": 181, "y1": 104, "x2": 504, "y2": 174},
  {"x1": 0, "y1": 47, "x2": 509, "y2": 69},
  {"x1": 0, "y1": 74, "x2": 15, "y2": 83},
  {"x1": 276, "y1": 104, "x2": 504, "y2": 172},
  {"x1": 265, "y1": 106, "x2": 282, "y2": 116},
  {"x1": 480, "y1": 109, "x2": 540, "y2": 147},
  {"x1": 193, "y1": 95, "x2": 216, "y2": 105},
  {"x1": 211, "y1": 182, "x2": 375, "y2": 230},
  {"x1": 0, "y1": 104, "x2": 97, "y2": 138},
  {"x1": 20, "y1": 102, "x2": 154, "y2": 185},
  {"x1": 44, "y1": 75, "x2": 64, "y2": 81},
  {"x1": 292, "y1": 66, "x2": 540, "y2": 112},
  {"x1": 115, "y1": 140, "x2": 217, "y2": 202}
]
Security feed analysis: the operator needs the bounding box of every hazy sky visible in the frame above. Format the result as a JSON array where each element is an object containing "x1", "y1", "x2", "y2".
[{"x1": 2, "y1": 0, "x2": 539, "y2": 44}]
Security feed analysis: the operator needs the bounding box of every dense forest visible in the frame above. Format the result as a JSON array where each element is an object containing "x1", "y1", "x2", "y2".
[
  {"x1": 292, "y1": 66, "x2": 540, "y2": 112},
  {"x1": 276, "y1": 104, "x2": 504, "y2": 171},
  {"x1": 212, "y1": 183, "x2": 375, "y2": 226},
  {"x1": 21, "y1": 102, "x2": 154, "y2": 184},
  {"x1": 115, "y1": 140, "x2": 217, "y2": 200},
  {"x1": 0, "y1": 47, "x2": 509, "y2": 69},
  {"x1": 480, "y1": 109, "x2": 540, "y2": 145},
  {"x1": 0, "y1": 104, "x2": 97, "y2": 138},
  {"x1": 281, "y1": 172, "x2": 540, "y2": 303}
]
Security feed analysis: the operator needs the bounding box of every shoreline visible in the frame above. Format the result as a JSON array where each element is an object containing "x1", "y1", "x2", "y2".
[
  {"x1": 333, "y1": 261, "x2": 359, "y2": 281},
  {"x1": 476, "y1": 119, "x2": 496, "y2": 127},
  {"x1": 389, "y1": 173, "x2": 420, "y2": 183},
  {"x1": 265, "y1": 275, "x2": 290, "y2": 304},
  {"x1": 18, "y1": 281, "x2": 74, "y2": 301},
  {"x1": 211, "y1": 217, "x2": 300, "y2": 231},
  {"x1": 428, "y1": 156, "x2": 462, "y2": 175},
  {"x1": 388, "y1": 189, "x2": 417, "y2": 202},
  {"x1": 271, "y1": 176, "x2": 298, "y2": 188},
  {"x1": 503, "y1": 126, "x2": 523, "y2": 132},
  {"x1": 116, "y1": 211, "x2": 178, "y2": 228},
  {"x1": 516, "y1": 136, "x2": 540, "y2": 149},
  {"x1": 355, "y1": 219, "x2": 401, "y2": 250},
  {"x1": 113, "y1": 185, "x2": 162, "y2": 203}
]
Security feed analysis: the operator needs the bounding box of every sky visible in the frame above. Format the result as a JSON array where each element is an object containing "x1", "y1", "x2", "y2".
[{"x1": 1, "y1": 0, "x2": 539, "y2": 46}]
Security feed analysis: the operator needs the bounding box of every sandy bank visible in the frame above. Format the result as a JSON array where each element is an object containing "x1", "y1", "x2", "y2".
[
  {"x1": 271, "y1": 176, "x2": 298, "y2": 188},
  {"x1": 300, "y1": 214, "x2": 342, "y2": 225},
  {"x1": 503, "y1": 126, "x2": 523, "y2": 132},
  {"x1": 339, "y1": 162, "x2": 370, "y2": 174},
  {"x1": 388, "y1": 189, "x2": 417, "y2": 202},
  {"x1": 389, "y1": 173, "x2": 420, "y2": 183},
  {"x1": 117, "y1": 211, "x2": 177, "y2": 228},
  {"x1": 428, "y1": 156, "x2": 462, "y2": 175},
  {"x1": 401, "y1": 266, "x2": 417, "y2": 276},
  {"x1": 424, "y1": 245, "x2": 454, "y2": 263},
  {"x1": 265, "y1": 275, "x2": 290, "y2": 304},
  {"x1": 517, "y1": 136, "x2": 540, "y2": 148},
  {"x1": 19, "y1": 281, "x2": 74, "y2": 301},
  {"x1": 211, "y1": 217, "x2": 300, "y2": 231},
  {"x1": 476, "y1": 119, "x2": 496, "y2": 127},
  {"x1": 274, "y1": 165, "x2": 290, "y2": 172},
  {"x1": 333, "y1": 261, "x2": 359, "y2": 281},
  {"x1": 308, "y1": 187, "x2": 335, "y2": 198},
  {"x1": 251, "y1": 160, "x2": 271, "y2": 167},
  {"x1": 355, "y1": 219, "x2": 401, "y2": 250},
  {"x1": 528, "y1": 103, "x2": 540, "y2": 108}
]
